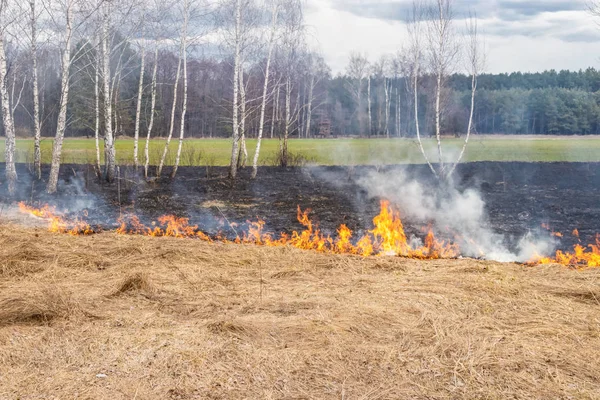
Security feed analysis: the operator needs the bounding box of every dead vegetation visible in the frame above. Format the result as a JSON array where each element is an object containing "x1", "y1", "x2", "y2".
[
  {"x1": 0, "y1": 287, "x2": 79, "y2": 326},
  {"x1": 1, "y1": 223, "x2": 600, "y2": 399}
]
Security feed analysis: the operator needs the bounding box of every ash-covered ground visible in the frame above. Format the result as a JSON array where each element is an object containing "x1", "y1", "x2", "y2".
[{"x1": 1, "y1": 162, "x2": 599, "y2": 253}]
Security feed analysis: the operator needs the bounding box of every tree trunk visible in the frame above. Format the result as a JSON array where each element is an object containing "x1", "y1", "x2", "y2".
[
  {"x1": 299, "y1": 83, "x2": 306, "y2": 138},
  {"x1": 367, "y1": 75, "x2": 371, "y2": 137},
  {"x1": 102, "y1": 4, "x2": 116, "y2": 183},
  {"x1": 270, "y1": 84, "x2": 279, "y2": 139},
  {"x1": 305, "y1": 74, "x2": 314, "y2": 139},
  {"x1": 144, "y1": 46, "x2": 159, "y2": 178},
  {"x1": 434, "y1": 69, "x2": 443, "y2": 169},
  {"x1": 171, "y1": 0, "x2": 189, "y2": 179},
  {"x1": 30, "y1": 0, "x2": 42, "y2": 180},
  {"x1": 413, "y1": 58, "x2": 437, "y2": 177},
  {"x1": 448, "y1": 71, "x2": 477, "y2": 177},
  {"x1": 396, "y1": 86, "x2": 400, "y2": 137},
  {"x1": 94, "y1": 41, "x2": 101, "y2": 176},
  {"x1": 384, "y1": 77, "x2": 390, "y2": 138},
  {"x1": 280, "y1": 77, "x2": 291, "y2": 167},
  {"x1": 357, "y1": 77, "x2": 362, "y2": 137},
  {"x1": 0, "y1": 33, "x2": 16, "y2": 194},
  {"x1": 133, "y1": 39, "x2": 146, "y2": 169},
  {"x1": 157, "y1": 38, "x2": 183, "y2": 177},
  {"x1": 47, "y1": 3, "x2": 73, "y2": 194},
  {"x1": 228, "y1": 0, "x2": 242, "y2": 179},
  {"x1": 237, "y1": 63, "x2": 247, "y2": 170},
  {"x1": 251, "y1": 3, "x2": 278, "y2": 179}
]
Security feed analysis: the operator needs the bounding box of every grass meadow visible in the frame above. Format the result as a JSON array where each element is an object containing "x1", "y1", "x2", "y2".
[{"x1": 1, "y1": 136, "x2": 599, "y2": 166}]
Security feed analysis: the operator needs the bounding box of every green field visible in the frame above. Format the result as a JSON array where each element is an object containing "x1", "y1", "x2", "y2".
[{"x1": 1, "y1": 136, "x2": 599, "y2": 166}]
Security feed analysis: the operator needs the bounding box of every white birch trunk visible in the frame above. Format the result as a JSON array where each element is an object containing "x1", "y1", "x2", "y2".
[
  {"x1": 396, "y1": 86, "x2": 400, "y2": 137},
  {"x1": 413, "y1": 54, "x2": 437, "y2": 177},
  {"x1": 304, "y1": 74, "x2": 314, "y2": 139},
  {"x1": 144, "y1": 46, "x2": 159, "y2": 178},
  {"x1": 367, "y1": 75, "x2": 371, "y2": 137},
  {"x1": 0, "y1": 31, "x2": 16, "y2": 194},
  {"x1": 102, "y1": 3, "x2": 116, "y2": 182},
  {"x1": 228, "y1": 0, "x2": 242, "y2": 179},
  {"x1": 448, "y1": 72, "x2": 476, "y2": 177},
  {"x1": 251, "y1": 2, "x2": 278, "y2": 179},
  {"x1": 47, "y1": 3, "x2": 73, "y2": 193},
  {"x1": 171, "y1": 0, "x2": 189, "y2": 178},
  {"x1": 434, "y1": 69, "x2": 443, "y2": 168},
  {"x1": 30, "y1": 0, "x2": 42, "y2": 179},
  {"x1": 299, "y1": 84, "x2": 305, "y2": 138},
  {"x1": 157, "y1": 37, "x2": 183, "y2": 177},
  {"x1": 384, "y1": 77, "x2": 390, "y2": 138},
  {"x1": 94, "y1": 42, "x2": 101, "y2": 175},
  {"x1": 448, "y1": 15, "x2": 480, "y2": 177},
  {"x1": 133, "y1": 39, "x2": 146, "y2": 169},
  {"x1": 280, "y1": 77, "x2": 291, "y2": 166},
  {"x1": 270, "y1": 84, "x2": 279, "y2": 139},
  {"x1": 237, "y1": 62, "x2": 247, "y2": 169}
]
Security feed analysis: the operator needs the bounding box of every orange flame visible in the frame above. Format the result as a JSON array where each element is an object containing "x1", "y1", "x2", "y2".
[
  {"x1": 530, "y1": 234, "x2": 600, "y2": 268},
  {"x1": 18, "y1": 202, "x2": 93, "y2": 235},
  {"x1": 14, "y1": 201, "x2": 467, "y2": 261}
]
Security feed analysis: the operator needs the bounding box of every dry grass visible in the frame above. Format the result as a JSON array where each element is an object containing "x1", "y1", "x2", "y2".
[{"x1": 1, "y1": 224, "x2": 600, "y2": 399}]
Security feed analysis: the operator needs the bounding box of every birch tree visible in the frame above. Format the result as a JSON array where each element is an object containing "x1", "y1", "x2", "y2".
[
  {"x1": 302, "y1": 53, "x2": 327, "y2": 139},
  {"x1": 93, "y1": 34, "x2": 101, "y2": 174},
  {"x1": 251, "y1": 0, "x2": 279, "y2": 179},
  {"x1": 303, "y1": 55, "x2": 314, "y2": 139},
  {"x1": 407, "y1": 0, "x2": 437, "y2": 177},
  {"x1": 448, "y1": 13, "x2": 484, "y2": 176},
  {"x1": 236, "y1": 62, "x2": 247, "y2": 169},
  {"x1": 367, "y1": 73, "x2": 371, "y2": 136},
  {"x1": 28, "y1": 0, "x2": 42, "y2": 179},
  {"x1": 345, "y1": 52, "x2": 368, "y2": 136},
  {"x1": 143, "y1": 45, "x2": 158, "y2": 178},
  {"x1": 0, "y1": 0, "x2": 17, "y2": 195},
  {"x1": 227, "y1": 0, "x2": 243, "y2": 178},
  {"x1": 156, "y1": 35, "x2": 182, "y2": 177},
  {"x1": 101, "y1": 0, "x2": 116, "y2": 182},
  {"x1": 47, "y1": 0, "x2": 76, "y2": 194},
  {"x1": 384, "y1": 74, "x2": 391, "y2": 138},
  {"x1": 144, "y1": 0, "x2": 167, "y2": 178},
  {"x1": 171, "y1": 0, "x2": 190, "y2": 178},
  {"x1": 224, "y1": 0, "x2": 260, "y2": 178},
  {"x1": 132, "y1": 16, "x2": 146, "y2": 169},
  {"x1": 278, "y1": 0, "x2": 304, "y2": 167},
  {"x1": 426, "y1": 0, "x2": 459, "y2": 174}
]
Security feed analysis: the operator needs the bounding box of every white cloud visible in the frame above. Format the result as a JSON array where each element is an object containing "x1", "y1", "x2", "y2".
[{"x1": 305, "y1": 0, "x2": 600, "y2": 74}]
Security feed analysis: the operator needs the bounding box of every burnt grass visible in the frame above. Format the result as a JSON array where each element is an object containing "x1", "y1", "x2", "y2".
[{"x1": 1, "y1": 161, "x2": 600, "y2": 252}]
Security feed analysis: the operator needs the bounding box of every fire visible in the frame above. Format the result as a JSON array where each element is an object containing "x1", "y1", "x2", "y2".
[
  {"x1": 16, "y1": 200, "x2": 600, "y2": 268},
  {"x1": 531, "y1": 234, "x2": 600, "y2": 268},
  {"x1": 18, "y1": 202, "x2": 93, "y2": 236},
  {"x1": 239, "y1": 201, "x2": 459, "y2": 259}
]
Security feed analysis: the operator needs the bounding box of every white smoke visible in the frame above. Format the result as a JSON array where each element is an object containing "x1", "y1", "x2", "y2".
[{"x1": 356, "y1": 168, "x2": 554, "y2": 263}]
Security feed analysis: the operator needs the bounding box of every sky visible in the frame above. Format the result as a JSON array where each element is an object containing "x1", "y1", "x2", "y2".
[{"x1": 304, "y1": 0, "x2": 600, "y2": 75}]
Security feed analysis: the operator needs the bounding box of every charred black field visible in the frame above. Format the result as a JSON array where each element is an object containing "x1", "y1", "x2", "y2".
[{"x1": 1, "y1": 161, "x2": 599, "y2": 252}]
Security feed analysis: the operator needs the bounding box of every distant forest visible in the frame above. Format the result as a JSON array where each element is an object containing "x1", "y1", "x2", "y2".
[
  {"x1": 6, "y1": 35, "x2": 600, "y2": 140},
  {"x1": 328, "y1": 69, "x2": 600, "y2": 137}
]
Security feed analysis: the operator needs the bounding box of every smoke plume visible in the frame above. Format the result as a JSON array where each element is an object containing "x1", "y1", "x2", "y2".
[{"x1": 354, "y1": 167, "x2": 553, "y2": 262}]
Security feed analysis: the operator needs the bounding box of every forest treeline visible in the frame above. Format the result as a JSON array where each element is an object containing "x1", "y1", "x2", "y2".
[{"x1": 9, "y1": 58, "x2": 600, "y2": 140}]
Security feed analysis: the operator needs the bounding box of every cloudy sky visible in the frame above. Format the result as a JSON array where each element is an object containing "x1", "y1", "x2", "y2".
[{"x1": 304, "y1": 0, "x2": 600, "y2": 74}]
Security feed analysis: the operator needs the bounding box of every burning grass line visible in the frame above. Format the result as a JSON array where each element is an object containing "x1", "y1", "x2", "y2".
[
  {"x1": 17, "y1": 200, "x2": 600, "y2": 268},
  {"x1": 19, "y1": 200, "x2": 461, "y2": 261}
]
